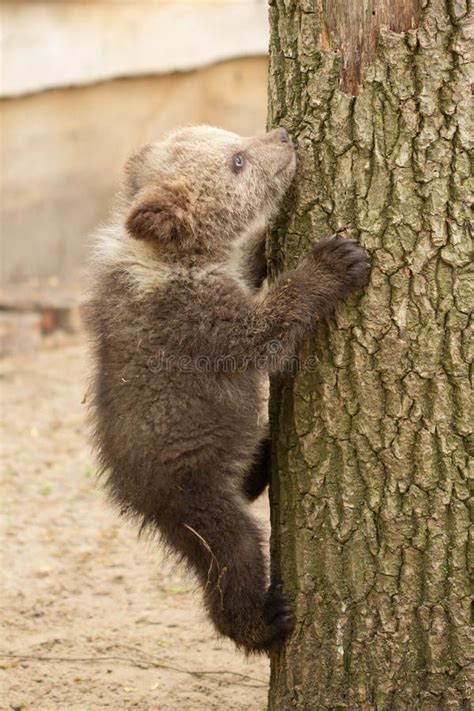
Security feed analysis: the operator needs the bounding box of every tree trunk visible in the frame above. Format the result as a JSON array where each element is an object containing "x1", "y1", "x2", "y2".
[{"x1": 267, "y1": 1, "x2": 472, "y2": 709}]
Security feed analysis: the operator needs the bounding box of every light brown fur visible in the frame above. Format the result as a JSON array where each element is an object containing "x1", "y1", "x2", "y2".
[{"x1": 85, "y1": 126, "x2": 369, "y2": 652}]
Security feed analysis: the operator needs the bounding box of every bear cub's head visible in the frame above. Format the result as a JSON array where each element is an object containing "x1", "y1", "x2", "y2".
[{"x1": 123, "y1": 125, "x2": 296, "y2": 263}]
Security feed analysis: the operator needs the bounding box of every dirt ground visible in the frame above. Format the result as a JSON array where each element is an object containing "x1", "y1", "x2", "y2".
[{"x1": 1, "y1": 339, "x2": 270, "y2": 710}]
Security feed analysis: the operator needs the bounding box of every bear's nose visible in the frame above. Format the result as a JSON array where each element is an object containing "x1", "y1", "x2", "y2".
[{"x1": 279, "y1": 127, "x2": 289, "y2": 143}]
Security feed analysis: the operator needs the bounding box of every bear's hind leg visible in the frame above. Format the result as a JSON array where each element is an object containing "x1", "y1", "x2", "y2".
[
  {"x1": 157, "y1": 470, "x2": 293, "y2": 652},
  {"x1": 242, "y1": 437, "x2": 271, "y2": 502}
]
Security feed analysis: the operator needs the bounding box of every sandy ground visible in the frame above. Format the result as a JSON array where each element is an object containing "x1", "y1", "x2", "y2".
[{"x1": 1, "y1": 339, "x2": 270, "y2": 710}]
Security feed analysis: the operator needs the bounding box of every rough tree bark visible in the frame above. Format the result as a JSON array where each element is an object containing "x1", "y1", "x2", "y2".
[{"x1": 267, "y1": 1, "x2": 472, "y2": 709}]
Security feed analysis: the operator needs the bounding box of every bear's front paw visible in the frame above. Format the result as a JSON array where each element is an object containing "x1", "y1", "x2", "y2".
[{"x1": 310, "y1": 235, "x2": 370, "y2": 293}]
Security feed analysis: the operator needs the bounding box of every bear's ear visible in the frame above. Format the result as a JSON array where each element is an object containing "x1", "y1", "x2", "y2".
[{"x1": 125, "y1": 182, "x2": 195, "y2": 244}]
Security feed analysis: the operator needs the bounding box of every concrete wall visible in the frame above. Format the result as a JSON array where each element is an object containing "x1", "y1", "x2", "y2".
[
  {"x1": 1, "y1": 57, "x2": 268, "y2": 284},
  {"x1": 0, "y1": 0, "x2": 269, "y2": 284},
  {"x1": 1, "y1": 0, "x2": 269, "y2": 96}
]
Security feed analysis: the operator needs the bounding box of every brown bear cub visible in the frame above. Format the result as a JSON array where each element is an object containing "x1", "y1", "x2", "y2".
[{"x1": 86, "y1": 125, "x2": 369, "y2": 653}]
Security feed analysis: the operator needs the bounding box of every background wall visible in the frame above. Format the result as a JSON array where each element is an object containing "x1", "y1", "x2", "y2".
[{"x1": 1, "y1": 1, "x2": 269, "y2": 284}]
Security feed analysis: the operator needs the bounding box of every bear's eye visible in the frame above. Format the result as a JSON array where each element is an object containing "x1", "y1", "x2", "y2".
[{"x1": 232, "y1": 153, "x2": 246, "y2": 172}]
